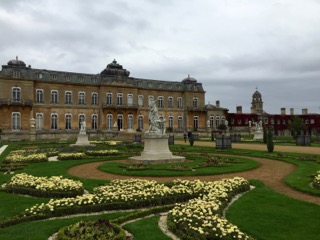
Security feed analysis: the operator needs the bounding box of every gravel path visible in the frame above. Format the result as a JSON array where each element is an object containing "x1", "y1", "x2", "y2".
[{"x1": 67, "y1": 141, "x2": 320, "y2": 205}]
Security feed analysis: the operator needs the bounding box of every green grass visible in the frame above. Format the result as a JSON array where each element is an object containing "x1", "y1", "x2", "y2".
[
  {"x1": 123, "y1": 215, "x2": 171, "y2": 240},
  {"x1": 98, "y1": 156, "x2": 259, "y2": 177},
  {"x1": 227, "y1": 180, "x2": 320, "y2": 240},
  {"x1": 0, "y1": 212, "x2": 133, "y2": 240}
]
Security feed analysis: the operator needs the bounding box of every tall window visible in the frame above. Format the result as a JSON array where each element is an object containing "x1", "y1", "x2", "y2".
[
  {"x1": 158, "y1": 96, "x2": 163, "y2": 108},
  {"x1": 13, "y1": 70, "x2": 21, "y2": 78},
  {"x1": 51, "y1": 90, "x2": 58, "y2": 104},
  {"x1": 193, "y1": 97, "x2": 198, "y2": 108},
  {"x1": 169, "y1": 116, "x2": 173, "y2": 129},
  {"x1": 168, "y1": 97, "x2": 173, "y2": 108},
  {"x1": 37, "y1": 72, "x2": 43, "y2": 79},
  {"x1": 92, "y1": 92, "x2": 98, "y2": 105},
  {"x1": 36, "y1": 89, "x2": 44, "y2": 103},
  {"x1": 65, "y1": 91, "x2": 72, "y2": 104},
  {"x1": 92, "y1": 114, "x2": 98, "y2": 130},
  {"x1": 127, "y1": 94, "x2": 133, "y2": 106},
  {"x1": 209, "y1": 116, "x2": 214, "y2": 128},
  {"x1": 177, "y1": 97, "x2": 182, "y2": 109},
  {"x1": 79, "y1": 114, "x2": 85, "y2": 129},
  {"x1": 107, "y1": 114, "x2": 113, "y2": 130},
  {"x1": 51, "y1": 113, "x2": 58, "y2": 129},
  {"x1": 117, "y1": 114, "x2": 123, "y2": 130},
  {"x1": 78, "y1": 92, "x2": 85, "y2": 105},
  {"x1": 117, "y1": 93, "x2": 123, "y2": 106},
  {"x1": 193, "y1": 116, "x2": 199, "y2": 130},
  {"x1": 36, "y1": 113, "x2": 43, "y2": 130},
  {"x1": 65, "y1": 114, "x2": 72, "y2": 129},
  {"x1": 215, "y1": 116, "x2": 220, "y2": 128},
  {"x1": 12, "y1": 112, "x2": 21, "y2": 130},
  {"x1": 138, "y1": 115, "x2": 144, "y2": 130},
  {"x1": 138, "y1": 95, "x2": 143, "y2": 107},
  {"x1": 178, "y1": 116, "x2": 183, "y2": 130},
  {"x1": 221, "y1": 116, "x2": 226, "y2": 125},
  {"x1": 128, "y1": 114, "x2": 133, "y2": 130},
  {"x1": 12, "y1": 87, "x2": 21, "y2": 101},
  {"x1": 106, "y1": 93, "x2": 112, "y2": 105}
]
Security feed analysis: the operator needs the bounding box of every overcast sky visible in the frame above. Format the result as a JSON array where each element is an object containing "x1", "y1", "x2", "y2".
[{"x1": 1, "y1": 0, "x2": 320, "y2": 114}]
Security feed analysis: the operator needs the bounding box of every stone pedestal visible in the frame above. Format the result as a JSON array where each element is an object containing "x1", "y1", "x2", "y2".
[
  {"x1": 70, "y1": 134, "x2": 95, "y2": 147},
  {"x1": 253, "y1": 131, "x2": 263, "y2": 141},
  {"x1": 129, "y1": 132, "x2": 185, "y2": 164}
]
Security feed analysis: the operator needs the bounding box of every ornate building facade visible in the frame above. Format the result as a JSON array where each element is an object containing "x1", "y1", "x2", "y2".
[
  {"x1": 0, "y1": 57, "x2": 228, "y2": 141},
  {"x1": 229, "y1": 90, "x2": 320, "y2": 136}
]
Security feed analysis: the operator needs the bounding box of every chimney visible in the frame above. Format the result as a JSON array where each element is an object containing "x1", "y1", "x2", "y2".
[
  {"x1": 290, "y1": 108, "x2": 294, "y2": 115},
  {"x1": 281, "y1": 108, "x2": 286, "y2": 115},
  {"x1": 216, "y1": 100, "x2": 220, "y2": 108},
  {"x1": 302, "y1": 108, "x2": 308, "y2": 115},
  {"x1": 236, "y1": 106, "x2": 243, "y2": 114}
]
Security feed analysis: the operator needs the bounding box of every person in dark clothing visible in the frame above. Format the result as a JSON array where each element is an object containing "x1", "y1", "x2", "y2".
[{"x1": 183, "y1": 132, "x2": 187, "y2": 142}]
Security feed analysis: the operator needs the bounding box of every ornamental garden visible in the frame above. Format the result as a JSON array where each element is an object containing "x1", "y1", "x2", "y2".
[{"x1": 0, "y1": 139, "x2": 319, "y2": 240}]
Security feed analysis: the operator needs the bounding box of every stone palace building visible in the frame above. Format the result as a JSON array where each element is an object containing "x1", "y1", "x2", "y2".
[{"x1": 0, "y1": 57, "x2": 228, "y2": 141}]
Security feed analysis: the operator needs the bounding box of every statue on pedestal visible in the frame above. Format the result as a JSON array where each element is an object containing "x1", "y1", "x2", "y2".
[
  {"x1": 80, "y1": 121, "x2": 86, "y2": 135},
  {"x1": 147, "y1": 97, "x2": 166, "y2": 134}
]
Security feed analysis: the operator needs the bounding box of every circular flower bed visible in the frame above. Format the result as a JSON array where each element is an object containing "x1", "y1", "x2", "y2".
[
  {"x1": 4, "y1": 173, "x2": 84, "y2": 198},
  {"x1": 57, "y1": 218, "x2": 125, "y2": 240}
]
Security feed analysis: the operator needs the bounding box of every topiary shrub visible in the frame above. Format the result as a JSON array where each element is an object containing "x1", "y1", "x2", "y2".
[{"x1": 267, "y1": 128, "x2": 274, "y2": 153}]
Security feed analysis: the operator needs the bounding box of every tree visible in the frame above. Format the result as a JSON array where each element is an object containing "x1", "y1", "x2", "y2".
[
  {"x1": 217, "y1": 123, "x2": 227, "y2": 131},
  {"x1": 267, "y1": 127, "x2": 274, "y2": 153},
  {"x1": 288, "y1": 117, "x2": 307, "y2": 138}
]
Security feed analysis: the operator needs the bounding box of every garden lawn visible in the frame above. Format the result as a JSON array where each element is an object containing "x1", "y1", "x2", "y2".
[
  {"x1": 0, "y1": 212, "x2": 132, "y2": 240},
  {"x1": 123, "y1": 215, "x2": 171, "y2": 240},
  {"x1": 226, "y1": 180, "x2": 320, "y2": 240},
  {"x1": 98, "y1": 155, "x2": 259, "y2": 177}
]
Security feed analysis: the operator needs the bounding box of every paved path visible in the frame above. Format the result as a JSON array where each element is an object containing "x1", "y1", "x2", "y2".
[{"x1": 68, "y1": 141, "x2": 320, "y2": 205}]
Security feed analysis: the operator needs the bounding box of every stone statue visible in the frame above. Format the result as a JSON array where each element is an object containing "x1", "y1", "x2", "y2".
[
  {"x1": 80, "y1": 120, "x2": 86, "y2": 134},
  {"x1": 148, "y1": 98, "x2": 160, "y2": 132}
]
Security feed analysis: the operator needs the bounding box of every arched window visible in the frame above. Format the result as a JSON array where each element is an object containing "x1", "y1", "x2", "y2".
[
  {"x1": 107, "y1": 114, "x2": 113, "y2": 130},
  {"x1": 65, "y1": 114, "x2": 72, "y2": 129},
  {"x1": 209, "y1": 116, "x2": 214, "y2": 128},
  {"x1": 12, "y1": 87, "x2": 21, "y2": 102},
  {"x1": 65, "y1": 91, "x2": 72, "y2": 104},
  {"x1": 138, "y1": 95, "x2": 143, "y2": 107},
  {"x1": 78, "y1": 92, "x2": 85, "y2": 105},
  {"x1": 193, "y1": 116, "x2": 199, "y2": 130},
  {"x1": 168, "y1": 97, "x2": 173, "y2": 108},
  {"x1": 127, "y1": 94, "x2": 133, "y2": 106},
  {"x1": 36, "y1": 89, "x2": 44, "y2": 103},
  {"x1": 92, "y1": 114, "x2": 98, "y2": 130},
  {"x1": 177, "y1": 97, "x2": 182, "y2": 109},
  {"x1": 138, "y1": 115, "x2": 144, "y2": 130},
  {"x1": 128, "y1": 114, "x2": 133, "y2": 130},
  {"x1": 158, "y1": 96, "x2": 163, "y2": 108},
  {"x1": 36, "y1": 113, "x2": 43, "y2": 130},
  {"x1": 51, "y1": 90, "x2": 58, "y2": 104},
  {"x1": 51, "y1": 113, "x2": 58, "y2": 129},
  {"x1": 215, "y1": 116, "x2": 220, "y2": 128},
  {"x1": 117, "y1": 114, "x2": 123, "y2": 130},
  {"x1": 117, "y1": 93, "x2": 123, "y2": 106},
  {"x1": 193, "y1": 97, "x2": 198, "y2": 108},
  {"x1": 178, "y1": 116, "x2": 183, "y2": 130},
  {"x1": 92, "y1": 92, "x2": 98, "y2": 105},
  {"x1": 106, "y1": 93, "x2": 112, "y2": 105},
  {"x1": 169, "y1": 116, "x2": 173, "y2": 128},
  {"x1": 12, "y1": 112, "x2": 21, "y2": 130}
]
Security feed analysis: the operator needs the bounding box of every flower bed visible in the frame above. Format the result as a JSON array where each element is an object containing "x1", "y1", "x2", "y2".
[
  {"x1": 3, "y1": 150, "x2": 47, "y2": 163},
  {"x1": 313, "y1": 171, "x2": 320, "y2": 189},
  {"x1": 57, "y1": 152, "x2": 86, "y2": 160},
  {"x1": 57, "y1": 218, "x2": 125, "y2": 240},
  {"x1": 85, "y1": 149, "x2": 119, "y2": 156},
  {"x1": 4, "y1": 173, "x2": 84, "y2": 198},
  {"x1": 167, "y1": 177, "x2": 253, "y2": 240}
]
